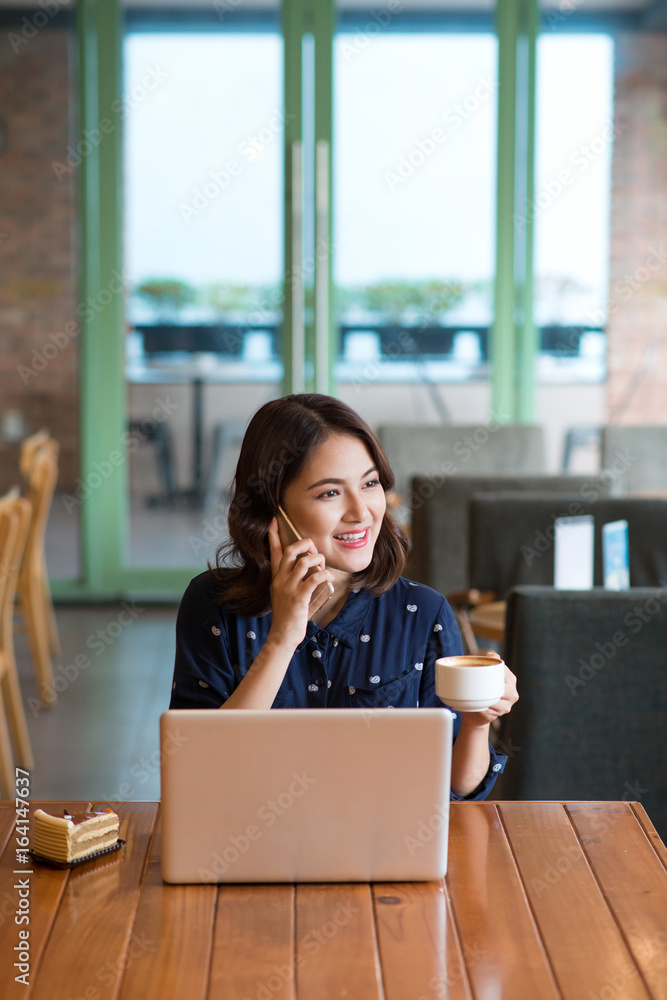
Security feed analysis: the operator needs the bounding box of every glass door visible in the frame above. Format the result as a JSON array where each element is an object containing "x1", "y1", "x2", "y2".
[
  {"x1": 333, "y1": 4, "x2": 498, "y2": 429},
  {"x1": 69, "y1": 0, "x2": 526, "y2": 598},
  {"x1": 122, "y1": 3, "x2": 285, "y2": 572}
]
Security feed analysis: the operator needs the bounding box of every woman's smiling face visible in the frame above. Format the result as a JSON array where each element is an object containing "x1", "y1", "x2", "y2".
[{"x1": 281, "y1": 433, "x2": 387, "y2": 582}]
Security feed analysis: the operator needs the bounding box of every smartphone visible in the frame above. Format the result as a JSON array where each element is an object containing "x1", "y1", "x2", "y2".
[
  {"x1": 277, "y1": 506, "x2": 334, "y2": 605},
  {"x1": 277, "y1": 505, "x2": 307, "y2": 551}
]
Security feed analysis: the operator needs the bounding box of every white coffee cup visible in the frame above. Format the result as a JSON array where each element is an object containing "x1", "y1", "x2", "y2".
[{"x1": 435, "y1": 654, "x2": 505, "y2": 712}]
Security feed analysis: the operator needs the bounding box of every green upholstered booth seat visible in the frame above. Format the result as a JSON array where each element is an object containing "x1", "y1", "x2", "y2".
[
  {"x1": 379, "y1": 424, "x2": 546, "y2": 518},
  {"x1": 408, "y1": 472, "x2": 623, "y2": 595},
  {"x1": 602, "y1": 425, "x2": 667, "y2": 494},
  {"x1": 495, "y1": 585, "x2": 667, "y2": 843},
  {"x1": 468, "y1": 493, "x2": 667, "y2": 597}
]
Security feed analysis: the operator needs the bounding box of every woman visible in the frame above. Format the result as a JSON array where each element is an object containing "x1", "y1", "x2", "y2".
[{"x1": 170, "y1": 393, "x2": 518, "y2": 799}]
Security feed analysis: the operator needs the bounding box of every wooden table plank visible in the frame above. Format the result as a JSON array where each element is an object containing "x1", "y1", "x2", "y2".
[
  {"x1": 499, "y1": 801, "x2": 652, "y2": 1000},
  {"x1": 27, "y1": 801, "x2": 157, "y2": 1000},
  {"x1": 0, "y1": 800, "x2": 28, "y2": 966},
  {"x1": 447, "y1": 802, "x2": 561, "y2": 1000},
  {"x1": 296, "y1": 884, "x2": 381, "y2": 999},
  {"x1": 1, "y1": 857, "x2": 69, "y2": 1000},
  {"x1": 372, "y1": 880, "x2": 472, "y2": 1000},
  {"x1": 567, "y1": 802, "x2": 667, "y2": 1000},
  {"x1": 2, "y1": 799, "x2": 666, "y2": 999},
  {"x1": 0, "y1": 801, "x2": 17, "y2": 852},
  {"x1": 1, "y1": 801, "x2": 76, "y2": 1000},
  {"x1": 631, "y1": 803, "x2": 667, "y2": 870},
  {"x1": 468, "y1": 600, "x2": 506, "y2": 642},
  {"x1": 208, "y1": 884, "x2": 295, "y2": 1000},
  {"x1": 116, "y1": 811, "x2": 217, "y2": 1000}
]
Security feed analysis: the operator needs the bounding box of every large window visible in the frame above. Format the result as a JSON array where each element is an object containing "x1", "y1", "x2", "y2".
[
  {"x1": 334, "y1": 32, "x2": 498, "y2": 383},
  {"x1": 123, "y1": 27, "x2": 283, "y2": 568},
  {"x1": 533, "y1": 33, "x2": 614, "y2": 382}
]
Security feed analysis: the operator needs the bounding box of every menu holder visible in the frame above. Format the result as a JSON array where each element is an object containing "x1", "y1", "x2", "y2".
[
  {"x1": 554, "y1": 515, "x2": 594, "y2": 590},
  {"x1": 602, "y1": 519, "x2": 630, "y2": 590}
]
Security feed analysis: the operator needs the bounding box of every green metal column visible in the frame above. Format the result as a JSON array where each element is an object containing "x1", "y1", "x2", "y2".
[
  {"x1": 492, "y1": 0, "x2": 538, "y2": 424},
  {"x1": 69, "y1": 0, "x2": 192, "y2": 598},
  {"x1": 313, "y1": 0, "x2": 335, "y2": 395},
  {"x1": 282, "y1": 0, "x2": 304, "y2": 395},
  {"x1": 282, "y1": 0, "x2": 336, "y2": 398},
  {"x1": 62, "y1": 0, "x2": 338, "y2": 599},
  {"x1": 74, "y1": 0, "x2": 125, "y2": 596}
]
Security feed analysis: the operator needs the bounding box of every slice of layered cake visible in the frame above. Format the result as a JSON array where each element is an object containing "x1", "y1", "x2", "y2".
[{"x1": 32, "y1": 806, "x2": 120, "y2": 863}]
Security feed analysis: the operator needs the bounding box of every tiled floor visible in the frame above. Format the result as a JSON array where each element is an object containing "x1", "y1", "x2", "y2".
[{"x1": 14, "y1": 603, "x2": 179, "y2": 802}]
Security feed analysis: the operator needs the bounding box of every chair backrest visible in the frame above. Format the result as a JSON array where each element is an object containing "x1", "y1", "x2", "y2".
[
  {"x1": 601, "y1": 425, "x2": 667, "y2": 493},
  {"x1": 468, "y1": 493, "x2": 667, "y2": 596},
  {"x1": 19, "y1": 429, "x2": 51, "y2": 480},
  {"x1": 497, "y1": 585, "x2": 667, "y2": 841},
  {"x1": 20, "y1": 438, "x2": 59, "y2": 577},
  {"x1": 408, "y1": 473, "x2": 621, "y2": 595},
  {"x1": 0, "y1": 498, "x2": 20, "y2": 648},
  {"x1": 378, "y1": 424, "x2": 546, "y2": 509},
  {"x1": 0, "y1": 491, "x2": 31, "y2": 653}
]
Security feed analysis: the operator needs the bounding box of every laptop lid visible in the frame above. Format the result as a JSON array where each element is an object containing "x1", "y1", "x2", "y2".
[{"x1": 160, "y1": 708, "x2": 453, "y2": 884}]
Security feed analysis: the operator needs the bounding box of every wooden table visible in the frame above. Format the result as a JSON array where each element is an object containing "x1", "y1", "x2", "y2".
[
  {"x1": 468, "y1": 599, "x2": 506, "y2": 643},
  {"x1": 1, "y1": 800, "x2": 666, "y2": 999}
]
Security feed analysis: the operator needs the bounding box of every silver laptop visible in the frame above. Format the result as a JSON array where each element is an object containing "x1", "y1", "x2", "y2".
[{"x1": 160, "y1": 708, "x2": 453, "y2": 884}]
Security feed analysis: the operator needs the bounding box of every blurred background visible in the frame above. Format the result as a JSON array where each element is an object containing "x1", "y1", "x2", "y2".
[
  {"x1": 4, "y1": 0, "x2": 664, "y2": 593},
  {"x1": 2, "y1": 0, "x2": 667, "y2": 815}
]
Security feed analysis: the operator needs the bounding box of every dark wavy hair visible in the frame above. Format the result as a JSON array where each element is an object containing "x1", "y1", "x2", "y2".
[{"x1": 211, "y1": 393, "x2": 408, "y2": 615}]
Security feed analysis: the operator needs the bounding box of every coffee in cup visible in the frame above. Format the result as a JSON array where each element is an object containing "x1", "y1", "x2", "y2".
[{"x1": 435, "y1": 654, "x2": 505, "y2": 712}]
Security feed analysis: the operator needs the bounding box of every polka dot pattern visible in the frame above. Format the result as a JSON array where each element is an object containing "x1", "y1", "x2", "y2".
[{"x1": 175, "y1": 579, "x2": 473, "y2": 732}]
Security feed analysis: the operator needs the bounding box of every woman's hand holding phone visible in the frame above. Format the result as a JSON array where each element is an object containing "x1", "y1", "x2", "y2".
[{"x1": 266, "y1": 516, "x2": 335, "y2": 649}]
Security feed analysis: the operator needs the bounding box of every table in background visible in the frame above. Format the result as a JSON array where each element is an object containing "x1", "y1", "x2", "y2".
[
  {"x1": 126, "y1": 361, "x2": 230, "y2": 507},
  {"x1": 1, "y1": 800, "x2": 666, "y2": 999},
  {"x1": 126, "y1": 357, "x2": 277, "y2": 506}
]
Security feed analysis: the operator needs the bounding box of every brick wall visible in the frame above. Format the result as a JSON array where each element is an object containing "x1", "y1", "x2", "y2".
[
  {"x1": 606, "y1": 32, "x2": 667, "y2": 424},
  {"x1": 0, "y1": 23, "x2": 79, "y2": 493}
]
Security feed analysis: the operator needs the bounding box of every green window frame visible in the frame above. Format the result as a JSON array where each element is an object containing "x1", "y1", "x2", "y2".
[{"x1": 58, "y1": 0, "x2": 537, "y2": 600}]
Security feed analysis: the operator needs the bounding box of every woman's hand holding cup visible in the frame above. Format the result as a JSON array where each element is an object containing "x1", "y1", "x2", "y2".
[
  {"x1": 435, "y1": 652, "x2": 518, "y2": 729},
  {"x1": 459, "y1": 660, "x2": 519, "y2": 730}
]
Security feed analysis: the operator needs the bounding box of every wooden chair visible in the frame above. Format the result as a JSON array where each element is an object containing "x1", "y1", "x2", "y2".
[
  {"x1": 20, "y1": 431, "x2": 61, "y2": 660},
  {"x1": 15, "y1": 435, "x2": 60, "y2": 704},
  {"x1": 19, "y1": 428, "x2": 51, "y2": 481},
  {"x1": 0, "y1": 491, "x2": 35, "y2": 797}
]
